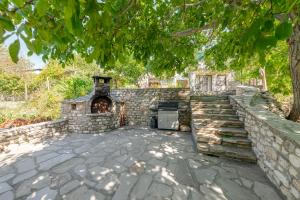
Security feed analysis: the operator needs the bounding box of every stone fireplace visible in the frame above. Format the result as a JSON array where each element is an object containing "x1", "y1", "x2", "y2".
[
  {"x1": 61, "y1": 76, "x2": 121, "y2": 134},
  {"x1": 90, "y1": 76, "x2": 113, "y2": 113}
]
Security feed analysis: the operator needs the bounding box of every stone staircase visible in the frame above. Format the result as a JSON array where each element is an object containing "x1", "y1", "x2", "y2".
[{"x1": 190, "y1": 95, "x2": 257, "y2": 163}]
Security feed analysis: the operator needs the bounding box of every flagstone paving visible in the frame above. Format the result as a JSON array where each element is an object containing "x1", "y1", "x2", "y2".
[{"x1": 0, "y1": 128, "x2": 283, "y2": 200}]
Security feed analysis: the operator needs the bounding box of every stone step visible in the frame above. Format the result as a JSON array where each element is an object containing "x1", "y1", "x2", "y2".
[
  {"x1": 190, "y1": 95, "x2": 229, "y2": 101},
  {"x1": 194, "y1": 127, "x2": 248, "y2": 137},
  {"x1": 191, "y1": 108, "x2": 236, "y2": 115},
  {"x1": 193, "y1": 119, "x2": 244, "y2": 128},
  {"x1": 192, "y1": 113, "x2": 239, "y2": 120},
  {"x1": 197, "y1": 143, "x2": 257, "y2": 163},
  {"x1": 191, "y1": 104, "x2": 232, "y2": 109},
  {"x1": 190, "y1": 100, "x2": 231, "y2": 105},
  {"x1": 190, "y1": 99, "x2": 230, "y2": 104},
  {"x1": 193, "y1": 132, "x2": 251, "y2": 147},
  {"x1": 222, "y1": 137, "x2": 252, "y2": 148}
]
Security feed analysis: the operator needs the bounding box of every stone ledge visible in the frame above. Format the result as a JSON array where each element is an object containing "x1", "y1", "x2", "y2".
[{"x1": 230, "y1": 95, "x2": 300, "y2": 147}]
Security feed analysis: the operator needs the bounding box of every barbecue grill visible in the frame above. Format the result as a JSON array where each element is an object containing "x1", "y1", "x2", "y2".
[{"x1": 157, "y1": 102, "x2": 179, "y2": 130}]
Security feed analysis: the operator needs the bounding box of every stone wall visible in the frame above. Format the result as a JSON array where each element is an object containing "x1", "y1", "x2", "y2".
[
  {"x1": 111, "y1": 88, "x2": 191, "y2": 128},
  {"x1": 229, "y1": 91, "x2": 300, "y2": 200},
  {"x1": 0, "y1": 119, "x2": 68, "y2": 152}
]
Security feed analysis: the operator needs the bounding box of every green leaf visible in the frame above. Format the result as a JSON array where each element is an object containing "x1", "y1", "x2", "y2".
[
  {"x1": 0, "y1": 16, "x2": 14, "y2": 31},
  {"x1": 275, "y1": 22, "x2": 292, "y2": 40},
  {"x1": 11, "y1": 0, "x2": 24, "y2": 7},
  {"x1": 36, "y1": 0, "x2": 49, "y2": 16},
  {"x1": 9, "y1": 39, "x2": 20, "y2": 63}
]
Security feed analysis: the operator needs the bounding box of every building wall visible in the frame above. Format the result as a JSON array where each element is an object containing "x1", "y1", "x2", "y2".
[{"x1": 230, "y1": 90, "x2": 300, "y2": 200}]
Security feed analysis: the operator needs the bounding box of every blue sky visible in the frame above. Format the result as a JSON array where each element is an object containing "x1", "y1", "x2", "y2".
[{"x1": 4, "y1": 35, "x2": 46, "y2": 69}]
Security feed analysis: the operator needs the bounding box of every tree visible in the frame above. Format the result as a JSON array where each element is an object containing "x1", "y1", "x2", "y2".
[{"x1": 0, "y1": 0, "x2": 299, "y2": 121}]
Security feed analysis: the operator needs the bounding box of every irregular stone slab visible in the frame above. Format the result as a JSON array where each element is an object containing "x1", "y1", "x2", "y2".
[
  {"x1": 172, "y1": 184, "x2": 190, "y2": 200},
  {"x1": 52, "y1": 158, "x2": 84, "y2": 173},
  {"x1": 215, "y1": 178, "x2": 260, "y2": 200},
  {"x1": 63, "y1": 186, "x2": 105, "y2": 200},
  {"x1": 188, "y1": 159, "x2": 202, "y2": 169},
  {"x1": 0, "y1": 165, "x2": 14, "y2": 177},
  {"x1": 175, "y1": 159, "x2": 195, "y2": 187},
  {"x1": 154, "y1": 167, "x2": 177, "y2": 185},
  {"x1": 200, "y1": 184, "x2": 228, "y2": 200},
  {"x1": 148, "y1": 182, "x2": 173, "y2": 198},
  {"x1": 0, "y1": 182, "x2": 12, "y2": 194},
  {"x1": 89, "y1": 166, "x2": 113, "y2": 181},
  {"x1": 51, "y1": 173, "x2": 72, "y2": 188},
  {"x1": 194, "y1": 168, "x2": 217, "y2": 184},
  {"x1": 0, "y1": 174, "x2": 15, "y2": 183},
  {"x1": 253, "y1": 181, "x2": 282, "y2": 200},
  {"x1": 74, "y1": 164, "x2": 87, "y2": 177},
  {"x1": 148, "y1": 159, "x2": 167, "y2": 168},
  {"x1": 112, "y1": 174, "x2": 138, "y2": 200},
  {"x1": 60, "y1": 180, "x2": 81, "y2": 195},
  {"x1": 39, "y1": 154, "x2": 75, "y2": 171},
  {"x1": 15, "y1": 158, "x2": 35, "y2": 173},
  {"x1": 26, "y1": 187, "x2": 57, "y2": 200},
  {"x1": 16, "y1": 181, "x2": 31, "y2": 198},
  {"x1": 0, "y1": 191, "x2": 14, "y2": 200},
  {"x1": 12, "y1": 170, "x2": 37, "y2": 185},
  {"x1": 241, "y1": 177, "x2": 253, "y2": 189},
  {"x1": 30, "y1": 172, "x2": 52, "y2": 190},
  {"x1": 190, "y1": 188, "x2": 205, "y2": 200},
  {"x1": 95, "y1": 174, "x2": 120, "y2": 194},
  {"x1": 131, "y1": 174, "x2": 152, "y2": 199},
  {"x1": 36, "y1": 152, "x2": 59, "y2": 163}
]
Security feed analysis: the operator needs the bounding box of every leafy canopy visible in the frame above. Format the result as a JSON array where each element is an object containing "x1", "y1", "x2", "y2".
[{"x1": 0, "y1": 0, "x2": 297, "y2": 76}]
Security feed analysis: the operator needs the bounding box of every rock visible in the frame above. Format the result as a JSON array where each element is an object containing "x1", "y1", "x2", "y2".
[
  {"x1": 289, "y1": 154, "x2": 300, "y2": 168},
  {"x1": 131, "y1": 174, "x2": 152, "y2": 199},
  {"x1": 180, "y1": 125, "x2": 191, "y2": 132},
  {"x1": 26, "y1": 187, "x2": 57, "y2": 200}
]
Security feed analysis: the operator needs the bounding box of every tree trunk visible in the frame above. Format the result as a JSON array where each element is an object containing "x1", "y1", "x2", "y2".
[{"x1": 287, "y1": 23, "x2": 300, "y2": 122}]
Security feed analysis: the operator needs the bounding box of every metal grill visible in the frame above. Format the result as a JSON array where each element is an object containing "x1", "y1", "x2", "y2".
[{"x1": 157, "y1": 102, "x2": 179, "y2": 130}]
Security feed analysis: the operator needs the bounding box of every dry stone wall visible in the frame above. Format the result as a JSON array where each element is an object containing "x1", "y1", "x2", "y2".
[
  {"x1": 0, "y1": 119, "x2": 68, "y2": 152},
  {"x1": 230, "y1": 90, "x2": 300, "y2": 200},
  {"x1": 111, "y1": 88, "x2": 191, "y2": 128}
]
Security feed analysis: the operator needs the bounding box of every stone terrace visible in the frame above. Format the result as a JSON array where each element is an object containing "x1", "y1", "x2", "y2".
[{"x1": 0, "y1": 128, "x2": 283, "y2": 200}]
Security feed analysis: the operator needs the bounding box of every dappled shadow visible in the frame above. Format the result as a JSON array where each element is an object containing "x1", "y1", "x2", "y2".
[{"x1": 0, "y1": 127, "x2": 283, "y2": 200}]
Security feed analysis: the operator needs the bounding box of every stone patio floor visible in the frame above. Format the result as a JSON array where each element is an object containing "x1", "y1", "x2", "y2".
[{"x1": 0, "y1": 128, "x2": 283, "y2": 200}]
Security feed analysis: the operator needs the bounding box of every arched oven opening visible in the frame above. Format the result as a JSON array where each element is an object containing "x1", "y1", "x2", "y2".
[{"x1": 91, "y1": 96, "x2": 112, "y2": 113}]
